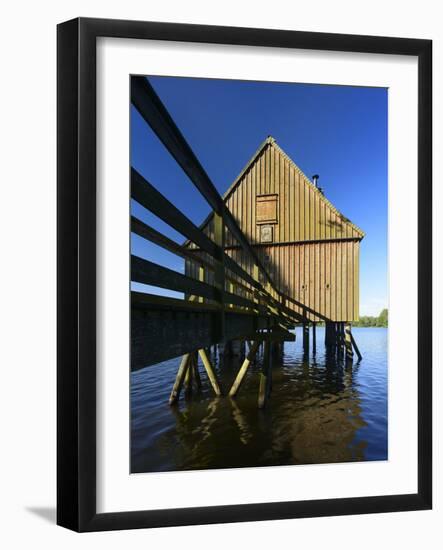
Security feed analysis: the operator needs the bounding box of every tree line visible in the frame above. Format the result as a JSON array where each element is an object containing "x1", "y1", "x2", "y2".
[{"x1": 353, "y1": 308, "x2": 388, "y2": 328}]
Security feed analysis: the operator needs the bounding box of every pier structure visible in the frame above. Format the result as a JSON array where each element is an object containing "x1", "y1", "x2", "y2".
[{"x1": 130, "y1": 77, "x2": 363, "y2": 408}]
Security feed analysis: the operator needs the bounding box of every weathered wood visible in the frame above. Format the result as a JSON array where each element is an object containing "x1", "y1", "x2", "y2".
[
  {"x1": 258, "y1": 341, "x2": 272, "y2": 408},
  {"x1": 132, "y1": 291, "x2": 220, "y2": 313},
  {"x1": 132, "y1": 76, "x2": 222, "y2": 213},
  {"x1": 131, "y1": 255, "x2": 218, "y2": 300},
  {"x1": 344, "y1": 323, "x2": 354, "y2": 362},
  {"x1": 169, "y1": 354, "x2": 192, "y2": 405},
  {"x1": 336, "y1": 322, "x2": 345, "y2": 357},
  {"x1": 198, "y1": 265, "x2": 205, "y2": 303},
  {"x1": 183, "y1": 139, "x2": 363, "y2": 323},
  {"x1": 303, "y1": 323, "x2": 309, "y2": 353},
  {"x1": 132, "y1": 304, "x2": 267, "y2": 370},
  {"x1": 229, "y1": 340, "x2": 260, "y2": 397},
  {"x1": 213, "y1": 212, "x2": 226, "y2": 340},
  {"x1": 131, "y1": 168, "x2": 218, "y2": 258},
  {"x1": 131, "y1": 218, "x2": 254, "y2": 298},
  {"x1": 350, "y1": 331, "x2": 363, "y2": 361},
  {"x1": 184, "y1": 358, "x2": 193, "y2": 398},
  {"x1": 198, "y1": 348, "x2": 222, "y2": 396},
  {"x1": 312, "y1": 322, "x2": 317, "y2": 355}
]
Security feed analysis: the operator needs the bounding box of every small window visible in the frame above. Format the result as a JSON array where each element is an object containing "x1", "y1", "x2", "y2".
[
  {"x1": 260, "y1": 225, "x2": 273, "y2": 243},
  {"x1": 256, "y1": 194, "x2": 278, "y2": 224}
]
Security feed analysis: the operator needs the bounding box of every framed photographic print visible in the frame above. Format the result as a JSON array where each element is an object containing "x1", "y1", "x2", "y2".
[{"x1": 57, "y1": 17, "x2": 432, "y2": 531}]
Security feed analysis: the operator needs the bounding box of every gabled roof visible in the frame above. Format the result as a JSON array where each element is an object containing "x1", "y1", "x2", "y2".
[{"x1": 185, "y1": 136, "x2": 364, "y2": 245}]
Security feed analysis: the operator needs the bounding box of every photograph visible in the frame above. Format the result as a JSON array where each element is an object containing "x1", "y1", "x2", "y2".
[{"x1": 130, "y1": 75, "x2": 388, "y2": 474}]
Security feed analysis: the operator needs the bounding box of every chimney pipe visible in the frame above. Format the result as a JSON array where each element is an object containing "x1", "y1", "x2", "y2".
[{"x1": 312, "y1": 174, "x2": 324, "y2": 194}]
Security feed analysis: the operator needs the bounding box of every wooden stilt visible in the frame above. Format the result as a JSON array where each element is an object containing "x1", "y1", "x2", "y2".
[
  {"x1": 344, "y1": 323, "x2": 354, "y2": 362},
  {"x1": 198, "y1": 348, "x2": 222, "y2": 396},
  {"x1": 229, "y1": 340, "x2": 260, "y2": 397},
  {"x1": 350, "y1": 331, "x2": 363, "y2": 361},
  {"x1": 303, "y1": 323, "x2": 309, "y2": 354},
  {"x1": 335, "y1": 323, "x2": 343, "y2": 357},
  {"x1": 184, "y1": 358, "x2": 193, "y2": 398},
  {"x1": 258, "y1": 340, "x2": 272, "y2": 408},
  {"x1": 312, "y1": 323, "x2": 317, "y2": 355},
  {"x1": 169, "y1": 353, "x2": 192, "y2": 405}
]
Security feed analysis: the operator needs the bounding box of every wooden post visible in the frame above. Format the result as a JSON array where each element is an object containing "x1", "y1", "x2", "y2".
[
  {"x1": 312, "y1": 322, "x2": 317, "y2": 355},
  {"x1": 335, "y1": 323, "x2": 342, "y2": 357},
  {"x1": 198, "y1": 265, "x2": 205, "y2": 303},
  {"x1": 328, "y1": 322, "x2": 336, "y2": 348},
  {"x1": 184, "y1": 358, "x2": 193, "y2": 398},
  {"x1": 228, "y1": 281, "x2": 234, "y2": 308},
  {"x1": 229, "y1": 340, "x2": 260, "y2": 397},
  {"x1": 350, "y1": 331, "x2": 363, "y2": 361},
  {"x1": 258, "y1": 340, "x2": 272, "y2": 408},
  {"x1": 213, "y1": 212, "x2": 225, "y2": 341},
  {"x1": 198, "y1": 348, "x2": 222, "y2": 396},
  {"x1": 253, "y1": 264, "x2": 260, "y2": 310},
  {"x1": 344, "y1": 323, "x2": 354, "y2": 362},
  {"x1": 169, "y1": 353, "x2": 192, "y2": 405},
  {"x1": 303, "y1": 323, "x2": 309, "y2": 354}
]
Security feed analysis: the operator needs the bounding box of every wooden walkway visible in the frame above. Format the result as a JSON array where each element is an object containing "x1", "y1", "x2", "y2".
[{"x1": 130, "y1": 77, "x2": 360, "y2": 408}]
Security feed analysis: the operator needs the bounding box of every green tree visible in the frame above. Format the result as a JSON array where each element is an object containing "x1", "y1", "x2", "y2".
[
  {"x1": 377, "y1": 308, "x2": 388, "y2": 327},
  {"x1": 353, "y1": 309, "x2": 388, "y2": 327}
]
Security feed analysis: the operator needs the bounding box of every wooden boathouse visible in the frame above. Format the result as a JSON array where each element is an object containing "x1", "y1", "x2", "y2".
[
  {"x1": 130, "y1": 76, "x2": 364, "y2": 408},
  {"x1": 185, "y1": 136, "x2": 364, "y2": 325}
]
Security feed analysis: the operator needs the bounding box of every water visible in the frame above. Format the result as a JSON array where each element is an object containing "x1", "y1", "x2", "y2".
[{"x1": 131, "y1": 327, "x2": 387, "y2": 473}]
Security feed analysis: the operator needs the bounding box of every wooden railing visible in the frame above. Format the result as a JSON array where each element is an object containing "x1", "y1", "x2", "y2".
[{"x1": 130, "y1": 76, "x2": 326, "y2": 369}]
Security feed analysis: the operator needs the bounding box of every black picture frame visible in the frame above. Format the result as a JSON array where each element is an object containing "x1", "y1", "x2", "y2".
[{"x1": 57, "y1": 17, "x2": 432, "y2": 532}]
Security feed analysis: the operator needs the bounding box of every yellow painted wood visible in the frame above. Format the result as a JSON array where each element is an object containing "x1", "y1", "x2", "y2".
[{"x1": 184, "y1": 139, "x2": 363, "y2": 323}]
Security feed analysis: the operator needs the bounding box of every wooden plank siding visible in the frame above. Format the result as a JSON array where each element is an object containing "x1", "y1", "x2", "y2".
[{"x1": 185, "y1": 137, "x2": 363, "y2": 323}]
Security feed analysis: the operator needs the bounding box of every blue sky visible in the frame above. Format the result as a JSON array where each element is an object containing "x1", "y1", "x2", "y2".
[{"x1": 131, "y1": 76, "x2": 388, "y2": 317}]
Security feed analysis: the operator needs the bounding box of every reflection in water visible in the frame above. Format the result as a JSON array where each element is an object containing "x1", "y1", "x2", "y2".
[{"x1": 131, "y1": 327, "x2": 387, "y2": 473}]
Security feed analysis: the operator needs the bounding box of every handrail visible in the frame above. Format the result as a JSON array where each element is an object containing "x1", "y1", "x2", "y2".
[
  {"x1": 131, "y1": 77, "x2": 282, "y2": 292},
  {"x1": 130, "y1": 75, "x2": 330, "y2": 332}
]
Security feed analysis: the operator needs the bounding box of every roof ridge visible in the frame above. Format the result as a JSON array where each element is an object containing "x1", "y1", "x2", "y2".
[
  {"x1": 220, "y1": 135, "x2": 275, "y2": 201},
  {"x1": 271, "y1": 141, "x2": 365, "y2": 237},
  {"x1": 183, "y1": 136, "x2": 365, "y2": 245}
]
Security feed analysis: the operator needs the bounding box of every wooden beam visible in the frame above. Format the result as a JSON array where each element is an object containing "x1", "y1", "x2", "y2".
[
  {"x1": 184, "y1": 358, "x2": 193, "y2": 398},
  {"x1": 312, "y1": 322, "x2": 317, "y2": 355},
  {"x1": 303, "y1": 323, "x2": 309, "y2": 353},
  {"x1": 132, "y1": 76, "x2": 222, "y2": 214},
  {"x1": 213, "y1": 213, "x2": 225, "y2": 340},
  {"x1": 131, "y1": 168, "x2": 218, "y2": 258},
  {"x1": 132, "y1": 306, "x2": 266, "y2": 370},
  {"x1": 229, "y1": 340, "x2": 260, "y2": 397},
  {"x1": 131, "y1": 255, "x2": 218, "y2": 300},
  {"x1": 131, "y1": 216, "x2": 217, "y2": 274},
  {"x1": 198, "y1": 348, "x2": 222, "y2": 396},
  {"x1": 258, "y1": 340, "x2": 272, "y2": 409},
  {"x1": 169, "y1": 354, "x2": 191, "y2": 405},
  {"x1": 344, "y1": 323, "x2": 354, "y2": 362},
  {"x1": 350, "y1": 331, "x2": 363, "y2": 361}
]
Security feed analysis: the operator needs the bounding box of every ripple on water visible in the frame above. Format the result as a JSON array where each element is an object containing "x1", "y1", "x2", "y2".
[{"x1": 131, "y1": 327, "x2": 388, "y2": 472}]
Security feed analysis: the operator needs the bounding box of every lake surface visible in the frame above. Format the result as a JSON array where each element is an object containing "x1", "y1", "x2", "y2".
[{"x1": 131, "y1": 327, "x2": 387, "y2": 473}]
